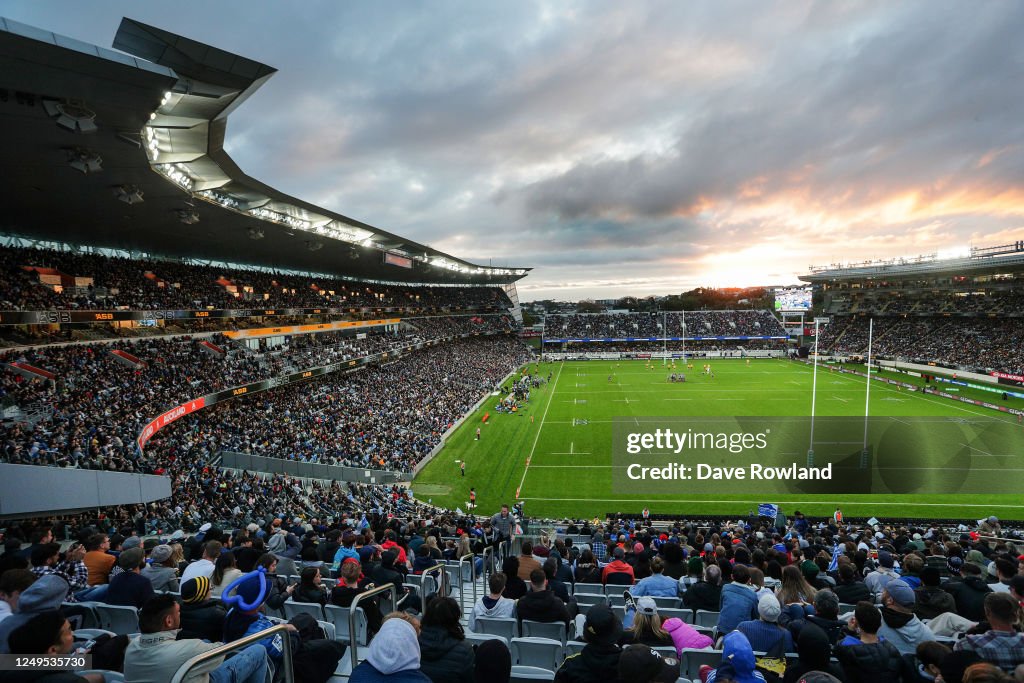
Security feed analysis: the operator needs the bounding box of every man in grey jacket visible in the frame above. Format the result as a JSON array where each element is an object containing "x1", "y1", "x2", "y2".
[
  {"x1": 125, "y1": 593, "x2": 270, "y2": 683},
  {"x1": 876, "y1": 579, "x2": 936, "y2": 655}
]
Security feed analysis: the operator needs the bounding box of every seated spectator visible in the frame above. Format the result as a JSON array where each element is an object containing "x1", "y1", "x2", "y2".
[
  {"x1": 333, "y1": 531, "x2": 360, "y2": 570},
  {"x1": 105, "y1": 547, "x2": 155, "y2": 609},
  {"x1": 781, "y1": 622, "x2": 845, "y2": 683},
  {"x1": 877, "y1": 579, "x2": 936, "y2": 655},
  {"x1": 178, "y1": 577, "x2": 227, "y2": 643},
  {"x1": 915, "y1": 566, "x2": 957, "y2": 620},
  {"x1": 619, "y1": 595, "x2": 674, "y2": 649},
  {"x1": 0, "y1": 569, "x2": 36, "y2": 624},
  {"x1": 682, "y1": 563, "x2": 722, "y2": 612},
  {"x1": 662, "y1": 613, "x2": 714, "y2": 654},
  {"x1": 704, "y1": 630, "x2": 765, "y2": 683},
  {"x1": 0, "y1": 574, "x2": 69, "y2": 654},
  {"x1": 940, "y1": 651, "x2": 985, "y2": 683},
  {"x1": 544, "y1": 558, "x2": 573, "y2": 606},
  {"x1": 223, "y1": 571, "x2": 298, "y2": 667},
  {"x1": 473, "y1": 639, "x2": 512, "y2": 683},
  {"x1": 500, "y1": 557, "x2": 527, "y2": 600},
  {"x1": 989, "y1": 558, "x2": 1017, "y2": 594},
  {"x1": 901, "y1": 554, "x2": 925, "y2": 590},
  {"x1": 293, "y1": 566, "x2": 328, "y2": 605},
  {"x1": 954, "y1": 593, "x2": 1024, "y2": 674},
  {"x1": 789, "y1": 589, "x2": 845, "y2": 646},
  {"x1": 469, "y1": 572, "x2": 516, "y2": 632},
  {"x1": 719, "y1": 563, "x2": 759, "y2": 634},
  {"x1": 141, "y1": 545, "x2": 179, "y2": 593},
  {"x1": 125, "y1": 593, "x2": 269, "y2": 683},
  {"x1": 418, "y1": 596, "x2": 475, "y2": 683},
  {"x1": 631, "y1": 557, "x2": 678, "y2": 598},
  {"x1": 776, "y1": 564, "x2": 817, "y2": 618},
  {"x1": 210, "y1": 552, "x2": 242, "y2": 599},
  {"x1": 630, "y1": 543, "x2": 652, "y2": 581},
  {"x1": 413, "y1": 546, "x2": 438, "y2": 574},
  {"x1": 83, "y1": 534, "x2": 114, "y2": 586},
  {"x1": 834, "y1": 563, "x2": 872, "y2": 605},
  {"x1": 946, "y1": 563, "x2": 994, "y2": 623},
  {"x1": 574, "y1": 549, "x2": 602, "y2": 585},
  {"x1": 617, "y1": 643, "x2": 681, "y2": 683},
  {"x1": 737, "y1": 593, "x2": 793, "y2": 654},
  {"x1": 350, "y1": 612, "x2": 431, "y2": 683},
  {"x1": 7, "y1": 610, "x2": 99, "y2": 683},
  {"x1": 180, "y1": 540, "x2": 221, "y2": 584},
  {"x1": 865, "y1": 551, "x2": 900, "y2": 599},
  {"x1": 555, "y1": 604, "x2": 623, "y2": 683},
  {"x1": 602, "y1": 547, "x2": 635, "y2": 586},
  {"x1": 330, "y1": 558, "x2": 382, "y2": 636},
  {"x1": 916, "y1": 641, "x2": 953, "y2": 682},
  {"x1": 257, "y1": 553, "x2": 296, "y2": 615},
  {"x1": 372, "y1": 550, "x2": 421, "y2": 613},
  {"x1": 517, "y1": 541, "x2": 542, "y2": 582},
  {"x1": 679, "y1": 556, "x2": 704, "y2": 594},
  {"x1": 836, "y1": 602, "x2": 904, "y2": 683},
  {"x1": 516, "y1": 568, "x2": 570, "y2": 629}
]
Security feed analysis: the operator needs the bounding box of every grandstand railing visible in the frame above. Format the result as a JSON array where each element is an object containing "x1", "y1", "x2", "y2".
[
  {"x1": 220, "y1": 451, "x2": 405, "y2": 484},
  {"x1": 170, "y1": 623, "x2": 295, "y2": 683},
  {"x1": 349, "y1": 583, "x2": 398, "y2": 670}
]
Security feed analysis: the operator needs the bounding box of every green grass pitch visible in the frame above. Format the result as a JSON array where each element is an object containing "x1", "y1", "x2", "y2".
[{"x1": 412, "y1": 358, "x2": 1024, "y2": 521}]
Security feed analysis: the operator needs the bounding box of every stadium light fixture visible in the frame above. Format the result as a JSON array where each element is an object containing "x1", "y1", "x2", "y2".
[
  {"x1": 247, "y1": 227, "x2": 264, "y2": 240},
  {"x1": 177, "y1": 207, "x2": 200, "y2": 224},
  {"x1": 66, "y1": 148, "x2": 102, "y2": 174},
  {"x1": 43, "y1": 99, "x2": 98, "y2": 134},
  {"x1": 115, "y1": 185, "x2": 144, "y2": 205}
]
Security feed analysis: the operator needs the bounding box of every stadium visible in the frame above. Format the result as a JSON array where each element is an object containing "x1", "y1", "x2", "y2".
[{"x1": 1, "y1": 9, "x2": 1023, "y2": 683}]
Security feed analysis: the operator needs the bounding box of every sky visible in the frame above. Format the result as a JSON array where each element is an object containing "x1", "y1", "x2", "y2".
[{"x1": 5, "y1": 1, "x2": 1024, "y2": 300}]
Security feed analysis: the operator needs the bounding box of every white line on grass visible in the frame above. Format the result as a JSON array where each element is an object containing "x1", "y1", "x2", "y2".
[
  {"x1": 518, "y1": 496, "x2": 1024, "y2": 509},
  {"x1": 517, "y1": 360, "x2": 563, "y2": 498}
]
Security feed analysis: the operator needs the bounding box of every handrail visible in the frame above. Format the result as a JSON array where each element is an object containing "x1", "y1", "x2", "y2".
[
  {"x1": 458, "y1": 553, "x2": 478, "y2": 620},
  {"x1": 348, "y1": 582, "x2": 397, "y2": 671},
  {"x1": 421, "y1": 563, "x2": 447, "y2": 598},
  {"x1": 498, "y1": 540, "x2": 508, "y2": 563},
  {"x1": 170, "y1": 623, "x2": 294, "y2": 683},
  {"x1": 482, "y1": 545, "x2": 494, "y2": 583}
]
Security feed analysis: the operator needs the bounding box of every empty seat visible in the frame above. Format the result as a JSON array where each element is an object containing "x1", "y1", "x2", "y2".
[
  {"x1": 573, "y1": 582, "x2": 603, "y2": 596},
  {"x1": 476, "y1": 616, "x2": 518, "y2": 642},
  {"x1": 520, "y1": 619, "x2": 567, "y2": 646},
  {"x1": 650, "y1": 596, "x2": 680, "y2": 610},
  {"x1": 324, "y1": 604, "x2": 369, "y2": 646},
  {"x1": 510, "y1": 664, "x2": 556, "y2": 682},
  {"x1": 283, "y1": 599, "x2": 326, "y2": 621},
  {"x1": 659, "y1": 607, "x2": 694, "y2": 624},
  {"x1": 466, "y1": 632, "x2": 509, "y2": 648},
  {"x1": 680, "y1": 648, "x2": 723, "y2": 680},
  {"x1": 92, "y1": 604, "x2": 139, "y2": 635},
  {"x1": 694, "y1": 610, "x2": 720, "y2": 628},
  {"x1": 511, "y1": 637, "x2": 563, "y2": 671}
]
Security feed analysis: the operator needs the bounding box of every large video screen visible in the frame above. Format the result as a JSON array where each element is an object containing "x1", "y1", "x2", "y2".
[{"x1": 774, "y1": 287, "x2": 812, "y2": 311}]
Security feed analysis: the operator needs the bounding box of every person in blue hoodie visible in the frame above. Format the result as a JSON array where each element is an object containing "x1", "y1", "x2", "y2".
[
  {"x1": 717, "y1": 564, "x2": 760, "y2": 634},
  {"x1": 706, "y1": 631, "x2": 766, "y2": 683},
  {"x1": 350, "y1": 614, "x2": 431, "y2": 683}
]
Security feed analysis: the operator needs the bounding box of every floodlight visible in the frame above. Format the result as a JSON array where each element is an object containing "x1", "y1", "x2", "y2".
[
  {"x1": 247, "y1": 227, "x2": 264, "y2": 240},
  {"x1": 177, "y1": 208, "x2": 200, "y2": 225},
  {"x1": 115, "y1": 185, "x2": 144, "y2": 205}
]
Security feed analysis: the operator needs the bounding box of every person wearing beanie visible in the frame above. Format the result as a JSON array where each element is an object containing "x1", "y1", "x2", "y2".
[
  {"x1": 556, "y1": 604, "x2": 623, "y2": 683},
  {"x1": 473, "y1": 638, "x2": 511, "y2": 683},
  {"x1": 351, "y1": 613, "x2": 431, "y2": 682},
  {"x1": 836, "y1": 602, "x2": 904, "y2": 683},
  {"x1": 178, "y1": 576, "x2": 227, "y2": 643},
  {"x1": 105, "y1": 547, "x2": 154, "y2": 609},
  {"x1": 223, "y1": 570, "x2": 293, "y2": 664},
  {"x1": 738, "y1": 593, "x2": 794, "y2": 653},
  {"x1": 876, "y1": 579, "x2": 936, "y2": 655},
  {"x1": 141, "y1": 544, "x2": 179, "y2": 593},
  {"x1": 865, "y1": 551, "x2": 900, "y2": 599}
]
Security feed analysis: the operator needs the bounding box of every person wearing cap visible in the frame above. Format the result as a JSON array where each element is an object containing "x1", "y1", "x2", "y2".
[
  {"x1": 631, "y1": 557, "x2": 679, "y2": 598},
  {"x1": 865, "y1": 550, "x2": 900, "y2": 600},
  {"x1": 178, "y1": 576, "x2": 227, "y2": 642},
  {"x1": 738, "y1": 593, "x2": 794, "y2": 653},
  {"x1": 141, "y1": 544, "x2": 179, "y2": 593},
  {"x1": 953, "y1": 592, "x2": 1024, "y2": 674},
  {"x1": 618, "y1": 643, "x2": 680, "y2": 683},
  {"x1": 125, "y1": 593, "x2": 270, "y2": 683},
  {"x1": 876, "y1": 579, "x2": 936, "y2": 655},
  {"x1": 105, "y1": 547, "x2": 154, "y2": 609},
  {"x1": 555, "y1": 604, "x2": 623, "y2": 683},
  {"x1": 602, "y1": 546, "x2": 635, "y2": 586},
  {"x1": 351, "y1": 613, "x2": 431, "y2": 682},
  {"x1": 619, "y1": 595, "x2": 674, "y2": 648},
  {"x1": 835, "y1": 602, "x2": 903, "y2": 683},
  {"x1": 719, "y1": 563, "x2": 760, "y2": 634}
]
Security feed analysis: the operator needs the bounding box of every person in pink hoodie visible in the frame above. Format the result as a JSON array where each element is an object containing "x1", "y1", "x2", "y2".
[{"x1": 663, "y1": 616, "x2": 715, "y2": 654}]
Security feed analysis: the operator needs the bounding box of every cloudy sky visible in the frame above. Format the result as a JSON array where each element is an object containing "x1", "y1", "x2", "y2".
[{"x1": 7, "y1": 1, "x2": 1024, "y2": 299}]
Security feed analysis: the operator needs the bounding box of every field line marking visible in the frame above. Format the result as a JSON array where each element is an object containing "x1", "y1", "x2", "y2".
[
  {"x1": 517, "y1": 360, "x2": 563, "y2": 498},
  {"x1": 518, "y1": 496, "x2": 1024, "y2": 509}
]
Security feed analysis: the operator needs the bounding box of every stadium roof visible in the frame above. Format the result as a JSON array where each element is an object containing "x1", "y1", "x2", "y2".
[
  {"x1": 800, "y1": 241, "x2": 1024, "y2": 283},
  {"x1": 0, "y1": 17, "x2": 530, "y2": 285}
]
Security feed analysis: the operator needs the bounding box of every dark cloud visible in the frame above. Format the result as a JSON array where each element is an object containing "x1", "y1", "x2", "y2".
[{"x1": 6, "y1": 0, "x2": 1024, "y2": 298}]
